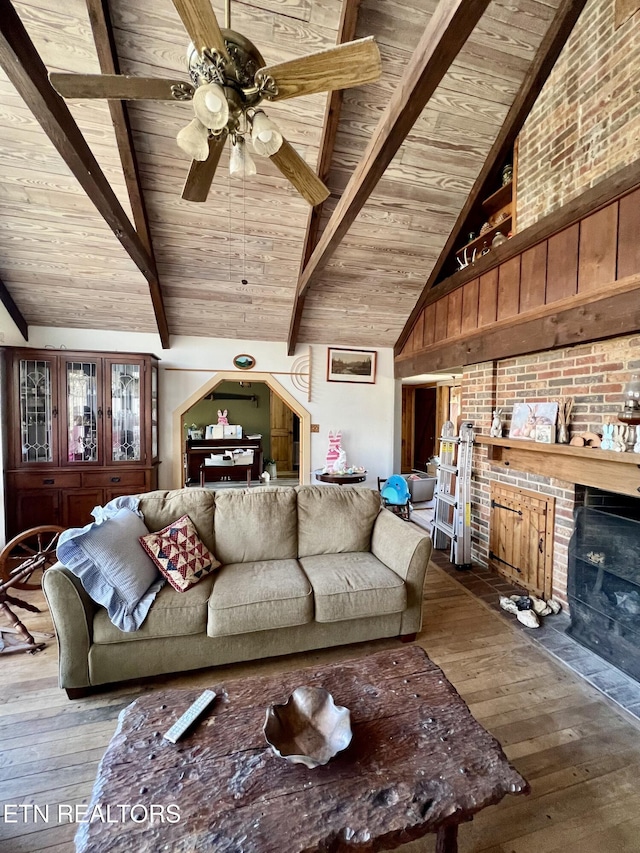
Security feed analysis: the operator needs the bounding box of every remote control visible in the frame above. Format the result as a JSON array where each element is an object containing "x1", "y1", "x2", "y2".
[{"x1": 163, "y1": 690, "x2": 217, "y2": 743}]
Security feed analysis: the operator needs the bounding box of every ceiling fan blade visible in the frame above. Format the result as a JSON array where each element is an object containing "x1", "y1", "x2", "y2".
[
  {"x1": 50, "y1": 73, "x2": 194, "y2": 101},
  {"x1": 270, "y1": 140, "x2": 330, "y2": 207},
  {"x1": 182, "y1": 133, "x2": 227, "y2": 202},
  {"x1": 256, "y1": 37, "x2": 380, "y2": 102},
  {"x1": 171, "y1": 0, "x2": 228, "y2": 58}
]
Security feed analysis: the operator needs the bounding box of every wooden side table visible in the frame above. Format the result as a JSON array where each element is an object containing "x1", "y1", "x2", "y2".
[{"x1": 315, "y1": 470, "x2": 366, "y2": 485}]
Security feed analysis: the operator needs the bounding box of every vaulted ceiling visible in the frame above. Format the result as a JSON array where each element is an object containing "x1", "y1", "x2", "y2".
[{"x1": 0, "y1": 0, "x2": 570, "y2": 350}]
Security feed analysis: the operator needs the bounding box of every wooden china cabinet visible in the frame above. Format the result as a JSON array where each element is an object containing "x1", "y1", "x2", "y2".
[{"x1": 2, "y1": 348, "x2": 160, "y2": 538}]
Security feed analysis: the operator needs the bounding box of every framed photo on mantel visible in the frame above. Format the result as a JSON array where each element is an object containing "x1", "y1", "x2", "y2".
[
  {"x1": 327, "y1": 348, "x2": 376, "y2": 384},
  {"x1": 535, "y1": 423, "x2": 555, "y2": 444},
  {"x1": 508, "y1": 401, "x2": 558, "y2": 440}
]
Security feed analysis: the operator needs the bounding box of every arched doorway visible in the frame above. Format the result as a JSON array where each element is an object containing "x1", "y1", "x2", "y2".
[{"x1": 172, "y1": 371, "x2": 311, "y2": 488}]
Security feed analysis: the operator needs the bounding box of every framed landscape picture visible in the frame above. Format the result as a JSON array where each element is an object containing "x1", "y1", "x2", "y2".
[{"x1": 327, "y1": 348, "x2": 376, "y2": 384}]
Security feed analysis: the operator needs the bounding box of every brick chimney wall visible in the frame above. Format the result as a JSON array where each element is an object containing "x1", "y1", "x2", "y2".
[
  {"x1": 462, "y1": 332, "x2": 640, "y2": 607},
  {"x1": 517, "y1": 0, "x2": 640, "y2": 230}
]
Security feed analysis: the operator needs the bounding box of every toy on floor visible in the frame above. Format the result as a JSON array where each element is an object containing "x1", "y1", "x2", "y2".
[{"x1": 378, "y1": 475, "x2": 412, "y2": 521}]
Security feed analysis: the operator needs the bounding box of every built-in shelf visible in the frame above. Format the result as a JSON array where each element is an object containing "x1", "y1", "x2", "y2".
[
  {"x1": 475, "y1": 435, "x2": 640, "y2": 498},
  {"x1": 455, "y1": 219, "x2": 512, "y2": 264},
  {"x1": 481, "y1": 181, "x2": 512, "y2": 216},
  {"x1": 453, "y1": 179, "x2": 513, "y2": 267}
]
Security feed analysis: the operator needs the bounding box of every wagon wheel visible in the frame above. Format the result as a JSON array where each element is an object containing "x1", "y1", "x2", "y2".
[{"x1": 0, "y1": 526, "x2": 65, "y2": 590}]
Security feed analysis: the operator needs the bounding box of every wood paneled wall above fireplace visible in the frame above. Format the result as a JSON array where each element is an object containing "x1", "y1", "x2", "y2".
[{"x1": 395, "y1": 171, "x2": 640, "y2": 377}]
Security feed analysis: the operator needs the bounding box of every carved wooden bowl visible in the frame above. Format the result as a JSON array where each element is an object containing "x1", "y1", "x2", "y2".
[{"x1": 263, "y1": 686, "x2": 352, "y2": 768}]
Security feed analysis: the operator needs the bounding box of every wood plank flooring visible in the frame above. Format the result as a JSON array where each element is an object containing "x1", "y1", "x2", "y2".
[{"x1": 1, "y1": 562, "x2": 639, "y2": 852}]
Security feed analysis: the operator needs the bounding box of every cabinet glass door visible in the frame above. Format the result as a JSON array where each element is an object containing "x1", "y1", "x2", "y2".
[
  {"x1": 109, "y1": 362, "x2": 142, "y2": 463},
  {"x1": 151, "y1": 363, "x2": 158, "y2": 461},
  {"x1": 65, "y1": 360, "x2": 100, "y2": 463},
  {"x1": 18, "y1": 358, "x2": 57, "y2": 464}
]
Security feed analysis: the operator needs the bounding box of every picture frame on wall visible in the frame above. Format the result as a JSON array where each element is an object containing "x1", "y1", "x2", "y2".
[{"x1": 327, "y1": 348, "x2": 377, "y2": 384}]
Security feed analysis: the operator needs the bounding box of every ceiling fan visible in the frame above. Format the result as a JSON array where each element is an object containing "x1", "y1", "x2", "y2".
[{"x1": 50, "y1": 0, "x2": 381, "y2": 206}]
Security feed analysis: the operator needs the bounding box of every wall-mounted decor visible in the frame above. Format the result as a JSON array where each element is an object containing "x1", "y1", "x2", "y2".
[
  {"x1": 327, "y1": 348, "x2": 376, "y2": 384},
  {"x1": 508, "y1": 402, "x2": 558, "y2": 440},
  {"x1": 233, "y1": 354, "x2": 256, "y2": 370}
]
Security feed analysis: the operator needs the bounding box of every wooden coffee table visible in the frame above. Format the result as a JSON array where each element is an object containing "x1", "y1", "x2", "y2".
[{"x1": 76, "y1": 646, "x2": 528, "y2": 852}]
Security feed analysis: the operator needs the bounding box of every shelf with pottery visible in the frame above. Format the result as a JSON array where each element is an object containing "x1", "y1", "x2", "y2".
[
  {"x1": 475, "y1": 435, "x2": 640, "y2": 499},
  {"x1": 455, "y1": 180, "x2": 513, "y2": 267}
]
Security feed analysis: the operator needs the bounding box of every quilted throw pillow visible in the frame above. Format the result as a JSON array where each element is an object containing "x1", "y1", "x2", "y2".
[{"x1": 140, "y1": 514, "x2": 220, "y2": 592}]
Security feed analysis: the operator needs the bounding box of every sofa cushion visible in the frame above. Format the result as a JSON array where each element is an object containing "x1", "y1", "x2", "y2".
[
  {"x1": 207, "y1": 559, "x2": 312, "y2": 637},
  {"x1": 140, "y1": 514, "x2": 220, "y2": 592},
  {"x1": 56, "y1": 506, "x2": 164, "y2": 632},
  {"x1": 93, "y1": 575, "x2": 216, "y2": 644},
  {"x1": 213, "y1": 488, "x2": 297, "y2": 564},
  {"x1": 138, "y1": 489, "x2": 216, "y2": 554},
  {"x1": 297, "y1": 486, "x2": 381, "y2": 557},
  {"x1": 299, "y1": 552, "x2": 406, "y2": 623}
]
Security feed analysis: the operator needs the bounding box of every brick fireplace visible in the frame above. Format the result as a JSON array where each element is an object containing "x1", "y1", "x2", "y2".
[{"x1": 462, "y1": 331, "x2": 640, "y2": 608}]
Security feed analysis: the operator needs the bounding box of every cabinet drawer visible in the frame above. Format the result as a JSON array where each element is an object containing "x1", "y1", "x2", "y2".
[
  {"x1": 11, "y1": 471, "x2": 82, "y2": 489},
  {"x1": 81, "y1": 470, "x2": 147, "y2": 488}
]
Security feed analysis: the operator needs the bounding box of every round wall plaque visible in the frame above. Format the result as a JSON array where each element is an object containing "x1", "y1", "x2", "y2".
[{"x1": 233, "y1": 354, "x2": 256, "y2": 370}]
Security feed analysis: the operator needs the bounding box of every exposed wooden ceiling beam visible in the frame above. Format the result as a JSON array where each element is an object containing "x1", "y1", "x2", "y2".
[
  {"x1": 0, "y1": 1, "x2": 165, "y2": 338},
  {"x1": 85, "y1": 0, "x2": 170, "y2": 348},
  {"x1": 394, "y1": 0, "x2": 589, "y2": 355},
  {"x1": 0, "y1": 275, "x2": 28, "y2": 340},
  {"x1": 287, "y1": 0, "x2": 492, "y2": 352},
  {"x1": 287, "y1": 0, "x2": 362, "y2": 356}
]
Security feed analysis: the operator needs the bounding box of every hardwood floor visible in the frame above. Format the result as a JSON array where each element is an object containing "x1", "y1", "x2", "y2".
[{"x1": 2, "y1": 562, "x2": 640, "y2": 852}]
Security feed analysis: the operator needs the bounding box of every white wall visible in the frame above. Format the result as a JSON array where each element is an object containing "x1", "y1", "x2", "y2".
[{"x1": 0, "y1": 312, "x2": 397, "y2": 545}]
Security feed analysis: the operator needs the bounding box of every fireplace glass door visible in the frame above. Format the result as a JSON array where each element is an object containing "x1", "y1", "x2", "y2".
[{"x1": 568, "y1": 505, "x2": 640, "y2": 682}]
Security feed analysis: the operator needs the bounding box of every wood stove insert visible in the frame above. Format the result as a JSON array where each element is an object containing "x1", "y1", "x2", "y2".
[{"x1": 567, "y1": 489, "x2": 640, "y2": 683}]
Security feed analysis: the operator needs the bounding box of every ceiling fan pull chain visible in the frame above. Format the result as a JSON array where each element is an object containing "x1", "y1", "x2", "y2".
[
  {"x1": 227, "y1": 146, "x2": 232, "y2": 282},
  {"x1": 242, "y1": 165, "x2": 246, "y2": 284}
]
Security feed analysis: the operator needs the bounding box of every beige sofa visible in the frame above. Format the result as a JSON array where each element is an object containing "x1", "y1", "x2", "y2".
[{"x1": 43, "y1": 486, "x2": 432, "y2": 698}]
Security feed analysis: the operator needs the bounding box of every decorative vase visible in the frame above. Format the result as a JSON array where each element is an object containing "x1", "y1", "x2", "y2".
[
  {"x1": 501, "y1": 164, "x2": 513, "y2": 185},
  {"x1": 557, "y1": 423, "x2": 569, "y2": 444}
]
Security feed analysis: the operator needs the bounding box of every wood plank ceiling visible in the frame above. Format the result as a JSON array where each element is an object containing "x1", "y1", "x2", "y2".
[{"x1": 0, "y1": 0, "x2": 563, "y2": 348}]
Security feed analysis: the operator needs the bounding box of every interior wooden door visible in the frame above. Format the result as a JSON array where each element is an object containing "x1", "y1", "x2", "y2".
[
  {"x1": 413, "y1": 387, "x2": 437, "y2": 469},
  {"x1": 401, "y1": 385, "x2": 415, "y2": 473},
  {"x1": 269, "y1": 392, "x2": 294, "y2": 478},
  {"x1": 489, "y1": 482, "x2": 555, "y2": 598}
]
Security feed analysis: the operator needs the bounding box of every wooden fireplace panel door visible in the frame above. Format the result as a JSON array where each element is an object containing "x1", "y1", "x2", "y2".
[{"x1": 489, "y1": 483, "x2": 555, "y2": 598}]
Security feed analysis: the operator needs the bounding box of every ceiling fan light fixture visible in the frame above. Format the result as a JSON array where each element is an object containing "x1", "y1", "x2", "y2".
[
  {"x1": 193, "y1": 82, "x2": 229, "y2": 131},
  {"x1": 177, "y1": 118, "x2": 210, "y2": 161},
  {"x1": 229, "y1": 137, "x2": 257, "y2": 178},
  {"x1": 250, "y1": 111, "x2": 283, "y2": 156}
]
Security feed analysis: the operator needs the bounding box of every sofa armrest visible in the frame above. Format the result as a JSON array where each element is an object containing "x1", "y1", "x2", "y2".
[
  {"x1": 371, "y1": 509, "x2": 433, "y2": 635},
  {"x1": 43, "y1": 563, "x2": 96, "y2": 689}
]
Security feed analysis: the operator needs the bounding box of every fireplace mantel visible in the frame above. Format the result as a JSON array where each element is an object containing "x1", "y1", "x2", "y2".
[{"x1": 475, "y1": 435, "x2": 640, "y2": 498}]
